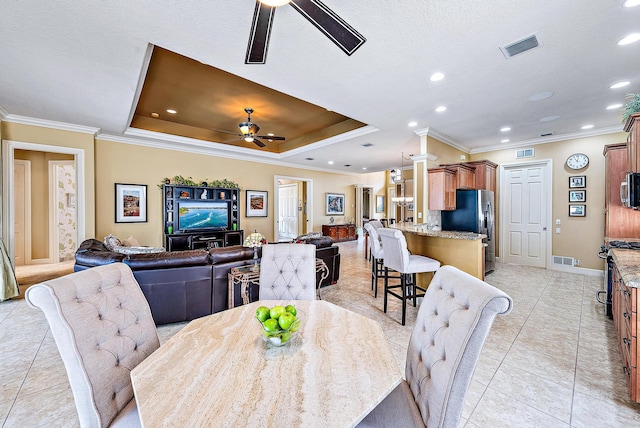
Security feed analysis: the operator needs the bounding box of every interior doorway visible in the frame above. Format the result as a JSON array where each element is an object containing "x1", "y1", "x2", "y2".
[
  {"x1": 500, "y1": 160, "x2": 552, "y2": 268},
  {"x1": 274, "y1": 176, "x2": 313, "y2": 242},
  {"x1": 13, "y1": 159, "x2": 31, "y2": 266},
  {"x1": 2, "y1": 140, "x2": 85, "y2": 265}
]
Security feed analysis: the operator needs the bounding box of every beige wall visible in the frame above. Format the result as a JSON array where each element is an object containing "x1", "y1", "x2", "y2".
[
  {"x1": 94, "y1": 138, "x2": 386, "y2": 246},
  {"x1": 472, "y1": 132, "x2": 627, "y2": 270}
]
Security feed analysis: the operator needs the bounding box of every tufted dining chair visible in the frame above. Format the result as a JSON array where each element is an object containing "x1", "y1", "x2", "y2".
[
  {"x1": 358, "y1": 265, "x2": 513, "y2": 428},
  {"x1": 377, "y1": 228, "x2": 440, "y2": 325},
  {"x1": 364, "y1": 222, "x2": 384, "y2": 298},
  {"x1": 25, "y1": 263, "x2": 160, "y2": 428},
  {"x1": 259, "y1": 243, "x2": 317, "y2": 300}
]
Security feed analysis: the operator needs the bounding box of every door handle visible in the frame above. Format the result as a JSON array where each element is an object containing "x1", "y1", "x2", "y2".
[{"x1": 542, "y1": 227, "x2": 547, "y2": 231}]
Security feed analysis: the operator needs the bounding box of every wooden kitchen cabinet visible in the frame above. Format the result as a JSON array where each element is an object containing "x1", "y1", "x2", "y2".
[
  {"x1": 465, "y1": 160, "x2": 497, "y2": 193},
  {"x1": 440, "y1": 163, "x2": 476, "y2": 189},
  {"x1": 428, "y1": 167, "x2": 456, "y2": 211},
  {"x1": 611, "y1": 259, "x2": 640, "y2": 402},
  {"x1": 604, "y1": 143, "x2": 640, "y2": 238},
  {"x1": 322, "y1": 224, "x2": 357, "y2": 242},
  {"x1": 626, "y1": 113, "x2": 640, "y2": 173}
]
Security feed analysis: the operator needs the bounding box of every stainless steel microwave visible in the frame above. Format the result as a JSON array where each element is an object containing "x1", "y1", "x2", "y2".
[{"x1": 621, "y1": 172, "x2": 640, "y2": 209}]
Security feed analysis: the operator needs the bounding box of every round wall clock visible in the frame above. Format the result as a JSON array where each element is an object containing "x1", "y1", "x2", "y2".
[{"x1": 566, "y1": 153, "x2": 589, "y2": 170}]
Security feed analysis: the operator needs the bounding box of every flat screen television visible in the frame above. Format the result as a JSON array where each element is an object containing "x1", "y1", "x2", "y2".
[{"x1": 177, "y1": 200, "x2": 229, "y2": 232}]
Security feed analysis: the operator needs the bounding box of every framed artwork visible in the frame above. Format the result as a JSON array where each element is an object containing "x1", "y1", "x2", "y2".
[
  {"x1": 376, "y1": 195, "x2": 385, "y2": 213},
  {"x1": 115, "y1": 183, "x2": 147, "y2": 223},
  {"x1": 408, "y1": 202, "x2": 414, "y2": 211},
  {"x1": 246, "y1": 190, "x2": 268, "y2": 217},
  {"x1": 569, "y1": 190, "x2": 586, "y2": 202},
  {"x1": 326, "y1": 193, "x2": 345, "y2": 215},
  {"x1": 569, "y1": 176, "x2": 586, "y2": 188},
  {"x1": 569, "y1": 204, "x2": 586, "y2": 217}
]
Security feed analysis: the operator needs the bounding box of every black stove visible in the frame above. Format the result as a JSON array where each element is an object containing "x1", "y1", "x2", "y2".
[{"x1": 597, "y1": 240, "x2": 640, "y2": 318}]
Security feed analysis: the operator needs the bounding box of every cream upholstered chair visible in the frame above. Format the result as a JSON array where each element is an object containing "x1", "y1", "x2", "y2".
[
  {"x1": 358, "y1": 265, "x2": 513, "y2": 428},
  {"x1": 259, "y1": 243, "x2": 317, "y2": 300},
  {"x1": 25, "y1": 263, "x2": 160, "y2": 428},
  {"x1": 364, "y1": 222, "x2": 384, "y2": 298},
  {"x1": 377, "y1": 228, "x2": 440, "y2": 325}
]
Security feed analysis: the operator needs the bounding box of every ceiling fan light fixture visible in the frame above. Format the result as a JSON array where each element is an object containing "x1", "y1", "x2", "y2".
[
  {"x1": 244, "y1": 136, "x2": 255, "y2": 143},
  {"x1": 259, "y1": 0, "x2": 291, "y2": 7}
]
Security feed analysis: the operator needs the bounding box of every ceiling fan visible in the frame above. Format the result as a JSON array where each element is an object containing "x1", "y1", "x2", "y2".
[
  {"x1": 246, "y1": 0, "x2": 366, "y2": 64},
  {"x1": 217, "y1": 108, "x2": 285, "y2": 148}
]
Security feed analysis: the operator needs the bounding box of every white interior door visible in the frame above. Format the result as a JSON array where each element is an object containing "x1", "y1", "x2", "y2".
[
  {"x1": 501, "y1": 161, "x2": 551, "y2": 268},
  {"x1": 13, "y1": 160, "x2": 31, "y2": 266},
  {"x1": 278, "y1": 183, "x2": 298, "y2": 240}
]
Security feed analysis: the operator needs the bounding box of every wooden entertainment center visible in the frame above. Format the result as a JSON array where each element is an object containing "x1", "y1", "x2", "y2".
[{"x1": 163, "y1": 184, "x2": 243, "y2": 251}]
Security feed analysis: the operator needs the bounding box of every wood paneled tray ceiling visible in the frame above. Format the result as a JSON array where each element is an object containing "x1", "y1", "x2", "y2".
[{"x1": 131, "y1": 46, "x2": 366, "y2": 153}]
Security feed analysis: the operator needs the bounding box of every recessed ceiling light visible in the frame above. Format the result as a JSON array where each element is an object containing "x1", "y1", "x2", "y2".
[
  {"x1": 408, "y1": 121, "x2": 418, "y2": 127},
  {"x1": 623, "y1": 0, "x2": 640, "y2": 8},
  {"x1": 607, "y1": 103, "x2": 623, "y2": 109},
  {"x1": 166, "y1": 109, "x2": 177, "y2": 114},
  {"x1": 539, "y1": 115, "x2": 560, "y2": 122},
  {"x1": 328, "y1": 161, "x2": 334, "y2": 165},
  {"x1": 435, "y1": 106, "x2": 447, "y2": 112},
  {"x1": 581, "y1": 124, "x2": 594, "y2": 130},
  {"x1": 501, "y1": 139, "x2": 510, "y2": 143},
  {"x1": 528, "y1": 91, "x2": 554, "y2": 101},
  {"x1": 500, "y1": 127, "x2": 511, "y2": 132},
  {"x1": 610, "y1": 81, "x2": 630, "y2": 89},
  {"x1": 267, "y1": 133, "x2": 274, "y2": 136},
  {"x1": 362, "y1": 167, "x2": 367, "y2": 170},
  {"x1": 618, "y1": 33, "x2": 640, "y2": 46},
  {"x1": 429, "y1": 72, "x2": 445, "y2": 82},
  {"x1": 151, "y1": 112, "x2": 159, "y2": 118}
]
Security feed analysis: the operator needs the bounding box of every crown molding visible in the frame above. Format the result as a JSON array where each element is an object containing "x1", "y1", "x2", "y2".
[
  {"x1": 0, "y1": 105, "x2": 8, "y2": 120},
  {"x1": 3, "y1": 114, "x2": 100, "y2": 135},
  {"x1": 470, "y1": 125, "x2": 625, "y2": 154},
  {"x1": 410, "y1": 153, "x2": 438, "y2": 161},
  {"x1": 279, "y1": 125, "x2": 380, "y2": 156},
  {"x1": 104, "y1": 130, "x2": 365, "y2": 176}
]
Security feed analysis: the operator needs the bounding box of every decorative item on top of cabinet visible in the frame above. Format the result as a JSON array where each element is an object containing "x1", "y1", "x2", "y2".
[
  {"x1": 428, "y1": 167, "x2": 457, "y2": 211},
  {"x1": 464, "y1": 160, "x2": 497, "y2": 193},
  {"x1": 439, "y1": 162, "x2": 476, "y2": 189},
  {"x1": 625, "y1": 113, "x2": 640, "y2": 173}
]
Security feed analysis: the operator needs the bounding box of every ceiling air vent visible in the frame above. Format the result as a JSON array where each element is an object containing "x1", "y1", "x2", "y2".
[
  {"x1": 500, "y1": 34, "x2": 541, "y2": 59},
  {"x1": 516, "y1": 148, "x2": 535, "y2": 158}
]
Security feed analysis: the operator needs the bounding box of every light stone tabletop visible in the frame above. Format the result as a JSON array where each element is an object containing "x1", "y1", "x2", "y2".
[{"x1": 131, "y1": 300, "x2": 403, "y2": 427}]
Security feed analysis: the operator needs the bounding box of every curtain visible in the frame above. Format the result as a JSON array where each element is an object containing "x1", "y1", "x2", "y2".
[{"x1": 0, "y1": 238, "x2": 19, "y2": 301}]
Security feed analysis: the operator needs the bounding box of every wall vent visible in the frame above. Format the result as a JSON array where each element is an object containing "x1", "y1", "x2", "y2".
[
  {"x1": 540, "y1": 132, "x2": 554, "y2": 137},
  {"x1": 501, "y1": 34, "x2": 541, "y2": 59},
  {"x1": 516, "y1": 148, "x2": 535, "y2": 158},
  {"x1": 553, "y1": 255, "x2": 575, "y2": 266}
]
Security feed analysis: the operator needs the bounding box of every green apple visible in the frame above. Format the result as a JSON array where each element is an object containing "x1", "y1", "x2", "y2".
[
  {"x1": 278, "y1": 312, "x2": 295, "y2": 330},
  {"x1": 269, "y1": 305, "x2": 286, "y2": 320},
  {"x1": 285, "y1": 304, "x2": 297, "y2": 316},
  {"x1": 262, "y1": 318, "x2": 279, "y2": 333},
  {"x1": 255, "y1": 306, "x2": 270, "y2": 323},
  {"x1": 280, "y1": 330, "x2": 291, "y2": 343}
]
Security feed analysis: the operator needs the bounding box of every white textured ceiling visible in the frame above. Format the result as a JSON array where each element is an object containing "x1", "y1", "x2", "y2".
[{"x1": 1, "y1": 0, "x2": 639, "y2": 174}]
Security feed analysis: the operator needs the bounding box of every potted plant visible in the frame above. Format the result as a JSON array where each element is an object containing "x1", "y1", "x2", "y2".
[{"x1": 623, "y1": 93, "x2": 640, "y2": 125}]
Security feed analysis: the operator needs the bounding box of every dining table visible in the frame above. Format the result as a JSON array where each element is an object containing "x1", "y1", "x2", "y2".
[{"x1": 131, "y1": 300, "x2": 403, "y2": 427}]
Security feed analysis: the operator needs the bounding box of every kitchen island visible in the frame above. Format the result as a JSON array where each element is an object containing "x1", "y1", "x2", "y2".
[{"x1": 391, "y1": 224, "x2": 487, "y2": 280}]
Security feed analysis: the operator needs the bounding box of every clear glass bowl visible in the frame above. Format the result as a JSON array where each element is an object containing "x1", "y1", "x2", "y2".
[{"x1": 258, "y1": 312, "x2": 303, "y2": 347}]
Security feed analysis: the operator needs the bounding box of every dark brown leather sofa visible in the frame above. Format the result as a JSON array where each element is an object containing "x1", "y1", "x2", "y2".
[{"x1": 74, "y1": 237, "x2": 340, "y2": 325}]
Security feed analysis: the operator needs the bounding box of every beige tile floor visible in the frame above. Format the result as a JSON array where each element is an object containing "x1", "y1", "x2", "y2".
[{"x1": 2, "y1": 239, "x2": 640, "y2": 427}]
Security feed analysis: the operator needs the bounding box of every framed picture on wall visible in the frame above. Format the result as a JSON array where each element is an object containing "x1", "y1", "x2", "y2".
[
  {"x1": 569, "y1": 176, "x2": 586, "y2": 188},
  {"x1": 569, "y1": 204, "x2": 586, "y2": 217},
  {"x1": 376, "y1": 195, "x2": 385, "y2": 213},
  {"x1": 569, "y1": 190, "x2": 586, "y2": 202},
  {"x1": 115, "y1": 183, "x2": 147, "y2": 223},
  {"x1": 246, "y1": 190, "x2": 268, "y2": 217},
  {"x1": 326, "y1": 193, "x2": 345, "y2": 215}
]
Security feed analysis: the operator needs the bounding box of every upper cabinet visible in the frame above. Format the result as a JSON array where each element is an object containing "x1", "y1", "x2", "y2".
[
  {"x1": 428, "y1": 159, "x2": 497, "y2": 211},
  {"x1": 604, "y1": 143, "x2": 640, "y2": 239},
  {"x1": 465, "y1": 160, "x2": 498, "y2": 193},
  {"x1": 440, "y1": 163, "x2": 476, "y2": 189},
  {"x1": 626, "y1": 113, "x2": 640, "y2": 173},
  {"x1": 428, "y1": 167, "x2": 457, "y2": 211}
]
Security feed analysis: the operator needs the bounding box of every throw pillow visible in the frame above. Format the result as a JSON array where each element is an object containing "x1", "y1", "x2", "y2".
[
  {"x1": 123, "y1": 235, "x2": 141, "y2": 247},
  {"x1": 295, "y1": 232, "x2": 322, "y2": 242},
  {"x1": 103, "y1": 234, "x2": 122, "y2": 251}
]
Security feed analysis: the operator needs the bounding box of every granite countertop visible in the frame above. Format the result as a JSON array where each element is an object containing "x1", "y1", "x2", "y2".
[
  {"x1": 391, "y1": 224, "x2": 486, "y2": 241},
  {"x1": 610, "y1": 248, "x2": 640, "y2": 288}
]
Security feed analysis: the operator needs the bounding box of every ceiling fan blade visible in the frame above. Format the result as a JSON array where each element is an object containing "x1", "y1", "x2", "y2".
[
  {"x1": 212, "y1": 128, "x2": 241, "y2": 136},
  {"x1": 289, "y1": 0, "x2": 366, "y2": 56},
  {"x1": 245, "y1": 1, "x2": 276, "y2": 64},
  {"x1": 257, "y1": 135, "x2": 285, "y2": 141},
  {"x1": 253, "y1": 138, "x2": 267, "y2": 148}
]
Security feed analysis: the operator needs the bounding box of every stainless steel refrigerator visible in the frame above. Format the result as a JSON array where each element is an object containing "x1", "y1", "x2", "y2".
[{"x1": 441, "y1": 189, "x2": 495, "y2": 275}]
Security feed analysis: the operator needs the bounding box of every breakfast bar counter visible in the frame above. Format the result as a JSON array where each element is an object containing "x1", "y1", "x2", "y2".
[
  {"x1": 391, "y1": 224, "x2": 486, "y2": 280},
  {"x1": 131, "y1": 300, "x2": 402, "y2": 427}
]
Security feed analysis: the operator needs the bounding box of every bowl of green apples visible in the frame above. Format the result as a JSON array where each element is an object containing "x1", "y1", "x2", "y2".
[{"x1": 255, "y1": 304, "x2": 302, "y2": 347}]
